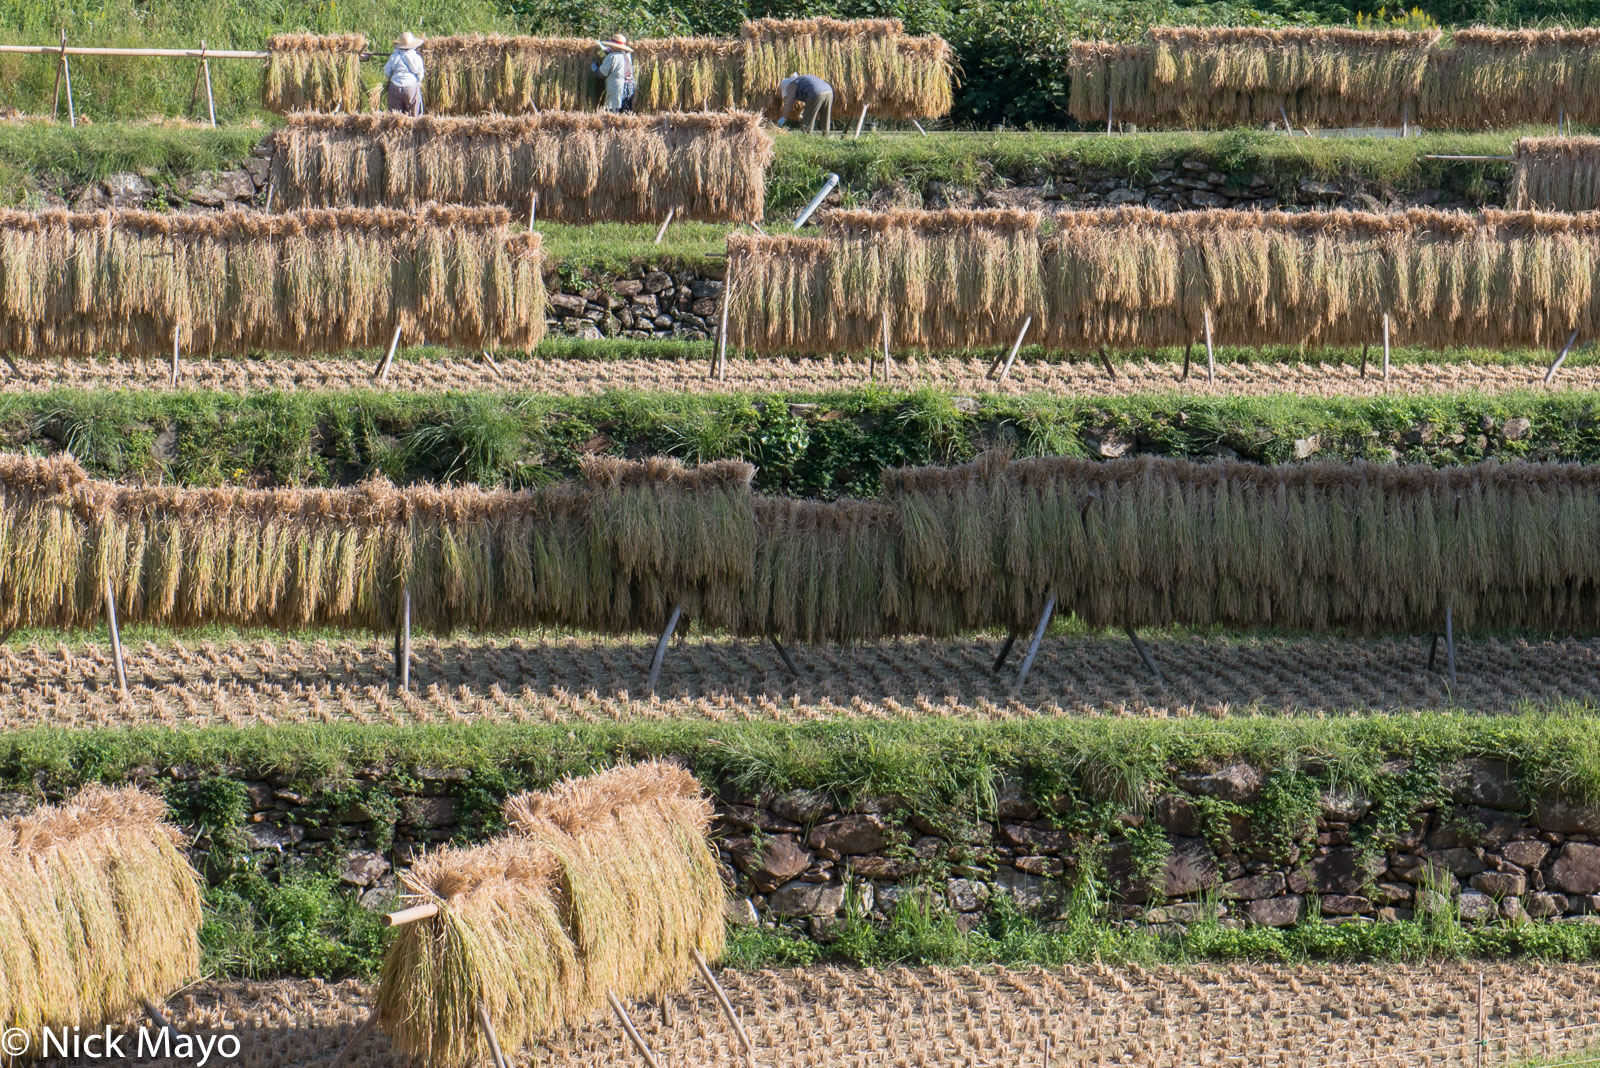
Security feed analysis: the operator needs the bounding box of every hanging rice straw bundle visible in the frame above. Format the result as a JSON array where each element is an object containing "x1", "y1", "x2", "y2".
[
  {"x1": 1067, "y1": 42, "x2": 1156, "y2": 124},
  {"x1": 740, "y1": 18, "x2": 953, "y2": 119},
  {"x1": 728, "y1": 208, "x2": 1042, "y2": 354},
  {"x1": 422, "y1": 35, "x2": 600, "y2": 114},
  {"x1": 0, "y1": 205, "x2": 543, "y2": 357},
  {"x1": 263, "y1": 34, "x2": 366, "y2": 114},
  {"x1": 632, "y1": 38, "x2": 744, "y2": 111},
  {"x1": 1424, "y1": 28, "x2": 1600, "y2": 129},
  {"x1": 0, "y1": 786, "x2": 202, "y2": 1039},
  {"x1": 271, "y1": 111, "x2": 772, "y2": 222},
  {"x1": 1512, "y1": 137, "x2": 1600, "y2": 211},
  {"x1": 376, "y1": 761, "x2": 721, "y2": 1067}
]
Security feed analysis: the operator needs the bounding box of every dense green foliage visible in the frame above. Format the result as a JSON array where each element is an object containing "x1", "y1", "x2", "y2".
[{"x1": 12, "y1": 381, "x2": 1600, "y2": 493}]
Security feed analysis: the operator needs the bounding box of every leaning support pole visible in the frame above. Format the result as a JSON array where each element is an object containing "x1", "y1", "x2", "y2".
[
  {"x1": 992, "y1": 315, "x2": 1033, "y2": 382},
  {"x1": 2, "y1": 354, "x2": 24, "y2": 380},
  {"x1": 769, "y1": 634, "x2": 800, "y2": 678},
  {"x1": 104, "y1": 576, "x2": 128, "y2": 697},
  {"x1": 374, "y1": 323, "x2": 403, "y2": 381},
  {"x1": 647, "y1": 604, "x2": 684, "y2": 696},
  {"x1": 1445, "y1": 605, "x2": 1457, "y2": 686},
  {"x1": 880, "y1": 307, "x2": 892, "y2": 380},
  {"x1": 143, "y1": 999, "x2": 177, "y2": 1041},
  {"x1": 1382, "y1": 313, "x2": 1392, "y2": 381},
  {"x1": 853, "y1": 102, "x2": 869, "y2": 139},
  {"x1": 395, "y1": 584, "x2": 412, "y2": 691},
  {"x1": 61, "y1": 38, "x2": 77, "y2": 128},
  {"x1": 1106, "y1": 89, "x2": 1114, "y2": 134},
  {"x1": 911, "y1": 119, "x2": 928, "y2": 136},
  {"x1": 1427, "y1": 633, "x2": 1440, "y2": 673},
  {"x1": 328, "y1": 1014, "x2": 377, "y2": 1068},
  {"x1": 693, "y1": 948, "x2": 756, "y2": 1063},
  {"x1": 608, "y1": 991, "x2": 663, "y2": 1068},
  {"x1": 1545, "y1": 329, "x2": 1580, "y2": 385},
  {"x1": 713, "y1": 279, "x2": 732, "y2": 381},
  {"x1": 200, "y1": 41, "x2": 216, "y2": 127},
  {"x1": 1097, "y1": 347, "x2": 1118, "y2": 381},
  {"x1": 991, "y1": 633, "x2": 1018, "y2": 673},
  {"x1": 1181, "y1": 343, "x2": 1192, "y2": 381},
  {"x1": 1202, "y1": 307, "x2": 1216, "y2": 384},
  {"x1": 479, "y1": 348, "x2": 503, "y2": 379},
  {"x1": 1360, "y1": 342, "x2": 1369, "y2": 378},
  {"x1": 1014, "y1": 595, "x2": 1057, "y2": 690},
  {"x1": 528, "y1": 192, "x2": 538, "y2": 229},
  {"x1": 653, "y1": 206, "x2": 675, "y2": 246},
  {"x1": 1124, "y1": 626, "x2": 1164, "y2": 686},
  {"x1": 170, "y1": 325, "x2": 181, "y2": 387},
  {"x1": 476, "y1": 1002, "x2": 511, "y2": 1068},
  {"x1": 793, "y1": 173, "x2": 840, "y2": 230}
]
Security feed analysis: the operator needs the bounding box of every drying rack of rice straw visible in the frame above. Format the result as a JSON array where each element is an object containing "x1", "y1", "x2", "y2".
[
  {"x1": 0, "y1": 205, "x2": 544, "y2": 386},
  {"x1": 355, "y1": 762, "x2": 757, "y2": 1068},
  {"x1": 0, "y1": 786, "x2": 205, "y2": 1053}
]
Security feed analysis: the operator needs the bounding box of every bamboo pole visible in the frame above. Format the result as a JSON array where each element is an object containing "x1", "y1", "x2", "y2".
[
  {"x1": 477, "y1": 1003, "x2": 511, "y2": 1068},
  {"x1": 480, "y1": 349, "x2": 503, "y2": 379},
  {"x1": 647, "y1": 604, "x2": 683, "y2": 696},
  {"x1": 1202, "y1": 307, "x2": 1215, "y2": 384},
  {"x1": 653, "y1": 207, "x2": 675, "y2": 246},
  {"x1": 993, "y1": 315, "x2": 1033, "y2": 382},
  {"x1": 328, "y1": 1015, "x2": 377, "y2": 1068},
  {"x1": 881, "y1": 306, "x2": 891, "y2": 380},
  {"x1": 143, "y1": 999, "x2": 177, "y2": 1041},
  {"x1": 1475, "y1": 974, "x2": 1484, "y2": 1068},
  {"x1": 1545, "y1": 329, "x2": 1580, "y2": 385},
  {"x1": 1181, "y1": 342, "x2": 1191, "y2": 381},
  {"x1": 1014, "y1": 594, "x2": 1056, "y2": 689},
  {"x1": 170, "y1": 325, "x2": 181, "y2": 387},
  {"x1": 384, "y1": 902, "x2": 441, "y2": 927},
  {"x1": 51, "y1": 36, "x2": 63, "y2": 119},
  {"x1": 1097, "y1": 346, "x2": 1117, "y2": 380},
  {"x1": 1382, "y1": 313, "x2": 1391, "y2": 381},
  {"x1": 60, "y1": 34, "x2": 77, "y2": 128},
  {"x1": 396, "y1": 584, "x2": 412, "y2": 691},
  {"x1": 0, "y1": 43, "x2": 269, "y2": 58},
  {"x1": 1124, "y1": 626, "x2": 1164, "y2": 686},
  {"x1": 911, "y1": 119, "x2": 928, "y2": 136},
  {"x1": 1423, "y1": 155, "x2": 1516, "y2": 161},
  {"x1": 1106, "y1": 89, "x2": 1114, "y2": 134},
  {"x1": 768, "y1": 634, "x2": 799, "y2": 678},
  {"x1": 991, "y1": 633, "x2": 1017, "y2": 673},
  {"x1": 609, "y1": 992, "x2": 663, "y2": 1068},
  {"x1": 2, "y1": 354, "x2": 23, "y2": 380},
  {"x1": 201, "y1": 41, "x2": 216, "y2": 128},
  {"x1": 1446, "y1": 604, "x2": 1457, "y2": 686},
  {"x1": 693, "y1": 948, "x2": 756, "y2": 1063},
  {"x1": 528, "y1": 192, "x2": 538, "y2": 229},
  {"x1": 714, "y1": 278, "x2": 732, "y2": 381},
  {"x1": 374, "y1": 324, "x2": 403, "y2": 381},
  {"x1": 1360, "y1": 342, "x2": 1369, "y2": 378},
  {"x1": 104, "y1": 576, "x2": 128, "y2": 696},
  {"x1": 853, "y1": 102, "x2": 869, "y2": 139}
]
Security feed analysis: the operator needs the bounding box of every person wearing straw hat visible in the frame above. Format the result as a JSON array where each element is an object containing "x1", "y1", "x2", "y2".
[
  {"x1": 777, "y1": 72, "x2": 833, "y2": 134},
  {"x1": 384, "y1": 31, "x2": 427, "y2": 115},
  {"x1": 592, "y1": 34, "x2": 637, "y2": 112}
]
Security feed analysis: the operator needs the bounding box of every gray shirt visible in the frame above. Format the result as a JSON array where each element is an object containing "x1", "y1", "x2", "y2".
[
  {"x1": 595, "y1": 50, "x2": 635, "y2": 109},
  {"x1": 384, "y1": 49, "x2": 424, "y2": 89}
]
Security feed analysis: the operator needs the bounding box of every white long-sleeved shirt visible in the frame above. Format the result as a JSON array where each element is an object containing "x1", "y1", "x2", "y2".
[
  {"x1": 385, "y1": 48, "x2": 425, "y2": 89},
  {"x1": 595, "y1": 50, "x2": 634, "y2": 109}
]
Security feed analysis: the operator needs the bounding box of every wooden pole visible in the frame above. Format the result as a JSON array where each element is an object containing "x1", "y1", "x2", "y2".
[
  {"x1": 170, "y1": 325, "x2": 180, "y2": 387},
  {"x1": 480, "y1": 349, "x2": 503, "y2": 379},
  {"x1": 1202, "y1": 307, "x2": 1215, "y2": 384},
  {"x1": 911, "y1": 119, "x2": 928, "y2": 136},
  {"x1": 1124, "y1": 626, "x2": 1164, "y2": 686},
  {"x1": 328, "y1": 1014, "x2": 377, "y2": 1068},
  {"x1": 374, "y1": 323, "x2": 402, "y2": 381},
  {"x1": 1382, "y1": 313, "x2": 1391, "y2": 381},
  {"x1": 143, "y1": 999, "x2": 177, "y2": 1041},
  {"x1": 881, "y1": 306, "x2": 891, "y2": 380},
  {"x1": 1106, "y1": 90, "x2": 1114, "y2": 134},
  {"x1": 1475, "y1": 973, "x2": 1484, "y2": 1068},
  {"x1": 1360, "y1": 342, "x2": 1369, "y2": 378},
  {"x1": 61, "y1": 33, "x2": 77, "y2": 128},
  {"x1": 1545, "y1": 329, "x2": 1580, "y2": 385},
  {"x1": 1427, "y1": 633, "x2": 1440, "y2": 673},
  {"x1": 608, "y1": 991, "x2": 663, "y2": 1068},
  {"x1": 2, "y1": 354, "x2": 23, "y2": 380},
  {"x1": 1181, "y1": 342, "x2": 1191, "y2": 381},
  {"x1": 104, "y1": 576, "x2": 128, "y2": 696},
  {"x1": 1097, "y1": 346, "x2": 1117, "y2": 381},
  {"x1": 1014, "y1": 594, "x2": 1056, "y2": 689},
  {"x1": 51, "y1": 33, "x2": 63, "y2": 119},
  {"x1": 647, "y1": 604, "x2": 683, "y2": 696},
  {"x1": 693, "y1": 948, "x2": 756, "y2": 1063},
  {"x1": 384, "y1": 901, "x2": 441, "y2": 927},
  {"x1": 0, "y1": 43, "x2": 271, "y2": 58},
  {"x1": 1279, "y1": 105, "x2": 1292, "y2": 133},
  {"x1": 1401, "y1": 102, "x2": 1408, "y2": 138},
  {"x1": 714, "y1": 278, "x2": 732, "y2": 381},
  {"x1": 1445, "y1": 604, "x2": 1457, "y2": 686},
  {"x1": 201, "y1": 42, "x2": 216, "y2": 128},
  {"x1": 477, "y1": 1003, "x2": 511, "y2": 1068},
  {"x1": 769, "y1": 634, "x2": 799, "y2": 678},
  {"x1": 653, "y1": 207, "x2": 675, "y2": 246},
  {"x1": 853, "y1": 102, "x2": 869, "y2": 139},
  {"x1": 991, "y1": 633, "x2": 1017, "y2": 673},
  {"x1": 992, "y1": 315, "x2": 1033, "y2": 382},
  {"x1": 396, "y1": 584, "x2": 411, "y2": 691},
  {"x1": 528, "y1": 192, "x2": 538, "y2": 229}
]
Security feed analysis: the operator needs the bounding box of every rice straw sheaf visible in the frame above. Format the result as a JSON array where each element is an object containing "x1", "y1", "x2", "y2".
[
  {"x1": 263, "y1": 33, "x2": 366, "y2": 115},
  {"x1": 421, "y1": 35, "x2": 602, "y2": 114},
  {"x1": 15, "y1": 450, "x2": 1600, "y2": 639},
  {"x1": 1512, "y1": 137, "x2": 1600, "y2": 211},
  {"x1": 728, "y1": 208, "x2": 1043, "y2": 354},
  {"x1": 1067, "y1": 42, "x2": 1155, "y2": 124},
  {"x1": 0, "y1": 786, "x2": 202, "y2": 1038},
  {"x1": 0, "y1": 205, "x2": 544, "y2": 357},
  {"x1": 376, "y1": 761, "x2": 721, "y2": 1067},
  {"x1": 1423, "y1": 28, "x2": 1600, "y2": 129},
  {"x1": 271, "y1": 111, "x2": 773, "y2": 222}
]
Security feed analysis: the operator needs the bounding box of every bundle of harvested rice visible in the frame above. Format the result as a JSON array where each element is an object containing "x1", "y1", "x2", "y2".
[
  {"x1": 740, "y1": 18, "x2": 953, "y2": 119},
  {"x1": 0, "y1": 205, "x2": 543, "y2": 357},
  {"x1": 263, "y1": 33, "x2": 366, "y2": 115},
  {"x1": 1066, "y1": 41, "x2": 1156, "y2": 124},
  {"x1": 632, "y1": 38, "x2": 744, "y2": 112},
  {"x1": 0, "y1": 786, "x2": 202, "y2": 1038},
  {"x1": 271, "y1": 111, "x2": 772, "y2": 222},
  {"x1": 728, "y1": 208, "x2": 1043, "y2": 354},
  {"x1": 0, "y1": 453, "x2": 755, "y2": 635},
  {"x1": 1512, "y1": 137, "x2": 1600, "y2": 211},
  {"x1": 421, "y1": 35, "x2": 600, "y2": 114},
  {"x1": 1423, "y1": 28, "x2": 1600, "y2": 129},
  {"x1": 1041, "y1": 207, "x2": 1600, "y2": 352},
  {"x1": 377, "y1": 761, "x2": 721, "y2": 1066}
]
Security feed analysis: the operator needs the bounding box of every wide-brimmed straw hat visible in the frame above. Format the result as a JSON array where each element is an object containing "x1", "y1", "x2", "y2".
[
  {"x1": 395, "y1": 31, "x2": 424, "y2": 49},
  {"x1": 601, "y1": 33, "x2": 634, "y2": 53}
]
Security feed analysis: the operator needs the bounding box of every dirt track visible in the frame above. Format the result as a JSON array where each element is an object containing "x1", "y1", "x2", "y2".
[
  {"x1": 9, "y1": 352, "x2": 1591, "y2": 395},
  {"x1": 44, "y1": 963, "x2": 1600, "y2": 1067},
  {"x1": 3, "y1": 630, "x2": 1595, "y2": 728}
]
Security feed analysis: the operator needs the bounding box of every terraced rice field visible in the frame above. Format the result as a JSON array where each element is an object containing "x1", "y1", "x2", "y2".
[
  {"x1": 2, "y1": 630, "x2": 1594, "y2": 728},
  {"x1": 9, "y1": 352, "x2": 1592, "y2": 395},
  {"x1": 46, "y1": 964, "x2": 1600, "y2": 1068}
]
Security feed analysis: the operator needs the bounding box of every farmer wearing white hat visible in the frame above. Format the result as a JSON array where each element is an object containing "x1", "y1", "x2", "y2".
[
  {"x1": 385, "y1": 31, "x2": 426, "y2": 115},
  {"x1": 592, "y1": 34, "x2": 637, "y2": 112},
  {"x1": 777, "y1": 72, "x2": 833, "y2": 133}
]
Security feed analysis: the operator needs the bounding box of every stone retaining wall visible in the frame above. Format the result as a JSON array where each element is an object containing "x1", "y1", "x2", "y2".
[{"x1": 8, "y1": 756, "x2": 1599, "y2": 935}]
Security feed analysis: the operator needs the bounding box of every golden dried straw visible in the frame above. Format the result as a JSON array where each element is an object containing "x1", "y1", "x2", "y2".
[
  {"x1": 0, "y1": 786, "x2": 202, "y2": 1038},
  {"x1": 1512, "y1": 137, "x2": 1600, "y2": 212},
  {"x1": 0, "y1": 205, "x2": 543, "y2": 357},
  {"x1": 272, "y1": 111, "x2": 773, "y2": 222},
  {"x1": 263, "y1": 33, "x2": 367, "y2": 115},
  {"x1": 376, "y1": 761, "x2": 722, "y2": 1067}
]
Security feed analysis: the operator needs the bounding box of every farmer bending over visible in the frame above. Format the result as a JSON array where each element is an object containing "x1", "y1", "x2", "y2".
[
  {"x1": 593, "y1": 35, "x2": 636, "y2": 112},
  {"x1": 777, "y1": 73, "x2": 833, "y2": 133},
  {"x1": 385, "y1": 31, "x2": 425, "y2": 115}
]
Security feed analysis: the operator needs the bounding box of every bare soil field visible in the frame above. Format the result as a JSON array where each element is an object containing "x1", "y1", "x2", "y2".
[
  {"x1": 46, "y1": 963, "x2": 1600, "y2": 1067},
  {"x1": 2, "y1": 630, "x2": 1595, "y2": 728},
  {"x1": 8, "y1": 352, "x2": 1592, "y2": 396}
]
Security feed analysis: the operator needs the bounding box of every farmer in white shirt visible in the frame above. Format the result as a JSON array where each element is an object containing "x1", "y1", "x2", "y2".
[
  {"x1": 592, "y1": 34, "x2": 636, "y2": 112},
  {"x1": 385, "y1": 31, "x2": 426, "y2": 115}
]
